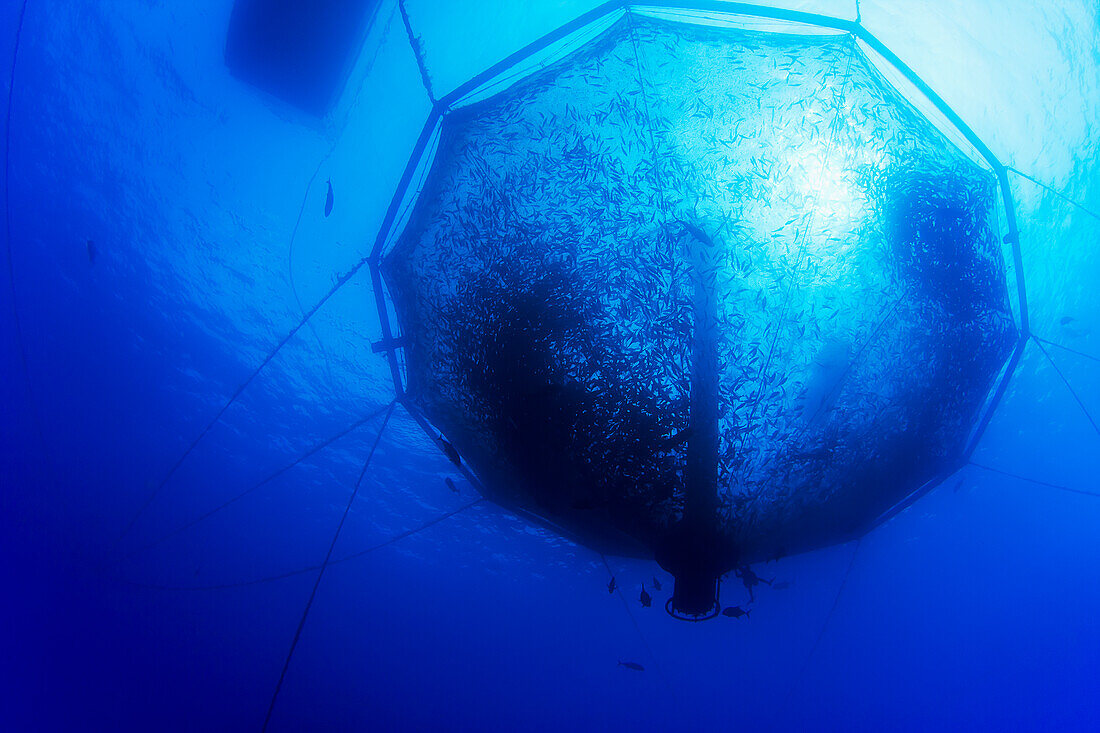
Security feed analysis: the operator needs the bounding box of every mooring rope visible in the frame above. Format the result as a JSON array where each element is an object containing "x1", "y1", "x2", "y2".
[
  {"x1": 110, "y1": 252, "x2": 373, "y2": 552},
  {"x1": 805, "y1": 539, "x2": 860, "y2": 666},
  {"x1": 262, "y1": 400, "x2": 395, "y2": 731},
  {"x1": 1032, "y1": 335, "x2": 1100, "y2": 438},
  {"x1": 1006, "y1": 165, "x2": 1100, "y2": 222},
  {"x1": 117, "y1": 402, "x2": 394, "y2": 561},
  {"x1": 968, "y1": 461, "x2": 1100, "y2": 499},
  {"x1": 781, "y1": 538, "x2": 861, "y2": 711},
  {"x1": 1032, "y1": 334, "x2": 1100, "y2": 365},
  {"x1": 121, "y1": 497, "x2": 483, "y2": 592}
]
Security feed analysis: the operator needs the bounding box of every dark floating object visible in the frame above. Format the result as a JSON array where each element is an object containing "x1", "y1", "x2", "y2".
[
  {"x1": 652, "y1": 576, "x2": 662, "y2": 592},
  {"x1": 618, "y1": 661, "x2": 645, "y2": 672},
  {"x1": 771, "y1": 581, "x2": 791, "y2": 591},
  {"x1": 445, "y1": 477, "x2": 459, "y2": 494},
  {"x1": 607, "y1": 576, "x2": 616, "y2": 594},
  {"x1": 325, "y1": 179, "x2": 334, "y2": 217},
  {"x1": 722, "y1": 606, "x2": 750, "y2": 619},
  {"x1": 86, "y1": 239, "x2": 96, "y2": 264},
  {"x1": 376, "y1": 9, "x2": 1026, "y2": 620},
  {"x1": 1060, "y1": 316, "x2": 1075, "y2": 326},
  {"x1": 639, "y1": 584, "x2": 652, "y2": 608},
  {"x1": 225, "y1": 0, "x2": 381, "y2": 116}
]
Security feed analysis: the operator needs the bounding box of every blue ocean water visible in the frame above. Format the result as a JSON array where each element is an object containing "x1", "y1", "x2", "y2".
[{"x1": 2, "y1": 1, "x2": 1098, "y2": 731}]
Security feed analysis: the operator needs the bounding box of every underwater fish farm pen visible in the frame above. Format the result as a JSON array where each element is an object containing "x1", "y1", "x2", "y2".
[
  {"x1": 366, "y1": 2, "x2": 1028, "y2": 619},
  {"x1": 12, "y1": 0, "x2": 1100, "y2": 729}
]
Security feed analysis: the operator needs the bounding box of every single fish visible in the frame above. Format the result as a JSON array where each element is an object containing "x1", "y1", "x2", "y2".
[
  {"x1": 652, "y1": 576, "x2": 662, "y2": 591},
  {"x1": 618, "y1": 661, "x2": 645, "y2": 672},
  {"x1": 639, "y1": 584, "x2": 652, "y2": 608},
  {"x1": 771, "y1": 581, "x2": 791, "y2": 590},
  {"x1": 677, "y1": 219, "x2": 714, "y2": 248},
  {"x1": 86, "y1": 239, "x2": 97, "y2": 264},
  {"x1": 324, "y1": 179, "x2": 334, "y2": 217},
  {"x1": 445, "y1": 477, "x2": 459, "y2": 494},
  {"x1": 722, "y1": 606, "x2": 750, "y2": 619},
  {"x1": 439, "y1": 435, "x2": 461, "y2": 467},
  {"x1": 607, "y1": 576, "x2": 616, "y2": 594},
  {"x1": 1058, "y1": 316, "x2": 1089, "y2": 338}
]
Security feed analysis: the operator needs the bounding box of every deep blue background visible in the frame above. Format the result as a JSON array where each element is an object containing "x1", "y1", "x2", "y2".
[{"x1": 2, "y1": 1, "x2": 1098, "y2": 731}]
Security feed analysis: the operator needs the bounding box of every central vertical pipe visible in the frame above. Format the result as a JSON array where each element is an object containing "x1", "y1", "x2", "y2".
[
  {"x1": 659, "y1": 221, "x2": 729, "y2": 618},
  {"x1": 685, "y1": 222, "x2": 720, "y2": 524}
]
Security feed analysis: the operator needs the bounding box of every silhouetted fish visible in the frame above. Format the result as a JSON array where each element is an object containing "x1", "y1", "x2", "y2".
[
  {"x1": 618, "y1": 661, "x2": 645, "y2": 671},
  {"x1": 445, "y1": 477, "x2": 459, "y2": 494},
  {"x1": 607, "y1": 576, "x2": 616, "y2": 594},
  {"x1": 639, "y1": 584, "x2": 652, "y2": 608},
  {"x1": 722, "y1": 606, "x2": 750, "y2": 619},
  {"x1": 771, "y1": 581, "x2": 791, "y2": 590},
  {"x1": 677, "y1": 219, "x2": 714, "y2": 247},
  {"x1": 324, "y1": 179, "x2": 334, "y2": 217},
  {"x1": 1058, "y1": 316, "x2": 1089, "y2": 338},
  {"x1": 86, "y1": 240, "x2": 97, "y2": 264},
  {"x1": 439, "y1": 435, "x2": 461, "y2": 467},
  {"x1": 652, "y1": 576, "x2": 662, "y2": 591}
]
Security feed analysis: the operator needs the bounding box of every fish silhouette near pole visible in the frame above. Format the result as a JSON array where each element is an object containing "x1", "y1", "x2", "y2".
[
  {"x1": 439, "y1": 434, "x2": 461, "y2": 467},
  {"x1": 639, "y1": 584, "x2": 652, "y2": 608},
  {"x1": 324, "y1": 179, "x2": 334, "y2": 217},
  {"x1": 618, "y1": 661, "x2": 645, "y2": 672}
]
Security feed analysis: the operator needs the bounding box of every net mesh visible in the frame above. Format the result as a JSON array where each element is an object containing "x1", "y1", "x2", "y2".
[{"x1": 382, "y1": 16, "x2": 1016, "y2": 562}]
